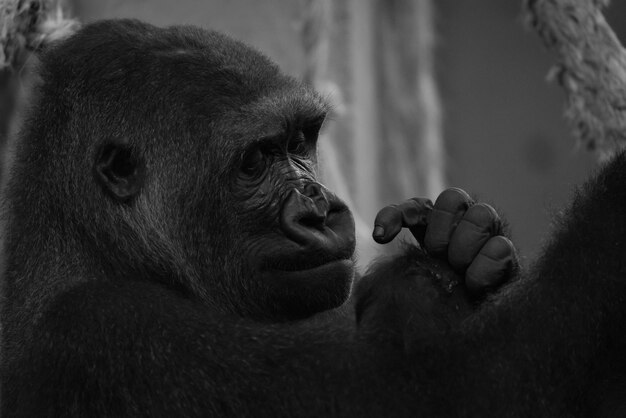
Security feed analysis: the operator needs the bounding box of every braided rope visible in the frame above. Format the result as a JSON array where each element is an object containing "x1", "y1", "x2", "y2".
[
  {"x1": 526, "y1": 0, "x2": 626, "y2": 156},
  {"x1": 1, "y1": 0, "x2": 79, "y2": 73},
  {"x1": 300, "y1": 0, "x2": 330, "y2": 86}
]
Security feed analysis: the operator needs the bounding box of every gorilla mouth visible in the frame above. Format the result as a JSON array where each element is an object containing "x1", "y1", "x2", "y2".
[{"x1": 263, "y1": 253, "x2": 353, "y2": 273}]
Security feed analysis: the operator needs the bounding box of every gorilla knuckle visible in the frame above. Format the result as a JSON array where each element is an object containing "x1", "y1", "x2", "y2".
[
  {"x1": 465, "y1": 236, "x2": 517, "y2": 294},
  {"x1": 462, "y1": 203, "x2": 501, "y2": 234},
  {"x1": 480, "y1": 235, "x2": 516, "y2": 261},
  {"x1": 398, "y1": 198, "x2": 431, "y2": 226},
  {"x1": 433, "y1": 187, "x2": 473, "y2": 213}
]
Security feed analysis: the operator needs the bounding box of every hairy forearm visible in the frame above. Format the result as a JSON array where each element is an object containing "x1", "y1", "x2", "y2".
[{"x1": 454, "y1": 152, "x2": 626, "y2": 416}]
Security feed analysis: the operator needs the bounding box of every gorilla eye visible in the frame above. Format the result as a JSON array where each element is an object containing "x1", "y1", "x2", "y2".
[
  {"x1": 288, "y1": 132, "x2": 307, "y2": 156},
  {"x1": 240, "y1": 146, "x2": 266, "y2": 177}
]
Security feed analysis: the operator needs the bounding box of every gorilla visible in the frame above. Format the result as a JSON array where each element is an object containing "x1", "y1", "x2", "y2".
[{"x1": 1, "y1": 19, "x2": 625, "y2": 417}]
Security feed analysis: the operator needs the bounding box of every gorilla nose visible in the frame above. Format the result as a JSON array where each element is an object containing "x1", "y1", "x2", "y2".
[{"x1": 280, "y1": 182, "x2": 354, "y2": 250}]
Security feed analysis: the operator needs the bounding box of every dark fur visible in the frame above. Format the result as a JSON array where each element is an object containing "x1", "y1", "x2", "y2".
[{"x1": 1, "y1": 19, "x2": 626, "y2": 417}]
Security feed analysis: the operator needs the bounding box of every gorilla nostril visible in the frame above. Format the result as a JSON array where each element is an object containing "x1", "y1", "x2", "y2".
[
  {"x1": 298, "y1": 212, "x2": 326, "y2": 230},
  {"x1": 302, "y1": 182, "x2": 329, "y2": 219},
  {"x1": 303, "y1": 182, "x2": 323, "y2": 198}
]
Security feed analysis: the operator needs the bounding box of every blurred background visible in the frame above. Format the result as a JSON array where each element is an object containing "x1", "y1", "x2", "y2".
[{"x1": 4, "y1": 0, "x2": 626, "y2": 269}]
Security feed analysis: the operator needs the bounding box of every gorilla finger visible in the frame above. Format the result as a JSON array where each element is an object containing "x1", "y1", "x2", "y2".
[
  {"x1": 465, "y1": 236, "x2": 518, "y2": 295},
  {"x1": 372, "y1": 198, "x2": 433, "y2": 244},
  {"x1": 397, "y1": 198, "x2": 433, "y2": 245},
  {"x1": 424, "y1": 188, "x2": 473, "y2": 257},
  {"x1": 372, "y1": 205, "x2": 403, "y2": 244},
  {"x1": 448, "y1": 203, "x2": 500, "y2": 271}
]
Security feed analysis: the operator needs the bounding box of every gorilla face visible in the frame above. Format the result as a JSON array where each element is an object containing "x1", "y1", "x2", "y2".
[
  {"x1": 84, "y1": 20, "x2": 356, "y2": 320},
  {"x1": 228, "y1": 111, "x2": 356, "y2": 319}
]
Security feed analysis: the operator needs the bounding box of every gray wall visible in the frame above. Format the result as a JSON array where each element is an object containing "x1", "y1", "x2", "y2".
[{"x1": 438, "y1": 0, "x2": 599, "y2": 260}]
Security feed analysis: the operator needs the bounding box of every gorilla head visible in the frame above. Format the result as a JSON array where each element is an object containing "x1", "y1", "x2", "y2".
[{"x1": 11, "y1": 19, "x2": 355, "y2": 322}]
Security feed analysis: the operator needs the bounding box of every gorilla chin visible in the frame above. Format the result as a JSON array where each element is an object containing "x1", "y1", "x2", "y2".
[{"x1": 259, "y1": 257, "x2": 356, "y2": 319}]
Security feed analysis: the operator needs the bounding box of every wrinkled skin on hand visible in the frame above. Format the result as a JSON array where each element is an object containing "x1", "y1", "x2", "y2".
[
  {"x1": 352, "y1": 187, "x2": 519, "y2": 349},
  {"x1": 372, "y1": 187, "x2": 518, "y2": 296}
]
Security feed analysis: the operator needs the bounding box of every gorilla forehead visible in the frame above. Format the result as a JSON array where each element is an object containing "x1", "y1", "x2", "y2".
[
  {"x1": 42, "y1": 19, "x2": 303, "y2": 114},
  {"x1": 34, "y1": 18, "x2": 332, "y2": 166},
  {"x1": 219, "y1": 88, "x2": 330, "y2": 140}
]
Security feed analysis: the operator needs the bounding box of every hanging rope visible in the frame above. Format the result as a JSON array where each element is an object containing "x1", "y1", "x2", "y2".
[
  {"x1": 300, "y1": 0, "x2": 331, "y2": 86},
  {"x1": 0, "y1": 0, "x2": 79, "y2": 175},
  {"x1": 377, "y1": 0, "x2": 444, "y2": 200},
  {"x1": 525, "y1": 0, "x2": 626, "y2": 156},
  {"x1": 1, "y1": 0, "x2": 79, "y2": 72}
]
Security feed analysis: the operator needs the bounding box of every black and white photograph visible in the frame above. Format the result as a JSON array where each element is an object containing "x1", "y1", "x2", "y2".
[{"x1": 1, "y1": 0, "x2": 626, "y2": 416}]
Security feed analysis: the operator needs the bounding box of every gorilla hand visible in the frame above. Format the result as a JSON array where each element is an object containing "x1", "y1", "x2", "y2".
[{"x1": 372, "y1": 188, "x2": 519, "y2": 296}]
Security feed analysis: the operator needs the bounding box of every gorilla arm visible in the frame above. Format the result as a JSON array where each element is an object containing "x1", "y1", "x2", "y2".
[
  {"x1": 359, "y1": 152, "x2": 626, "y2": 416},
  {"x1": 457, "y1": 152, "x2": 626, "y2": 416},
  {"x1": 7, "y1": 278, "x2": 428, "y2": 418}
]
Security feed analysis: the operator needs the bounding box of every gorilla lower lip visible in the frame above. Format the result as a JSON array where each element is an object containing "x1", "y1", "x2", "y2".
[
  {"x1": 267, "y1": 259, "x2": 355, "y2": 283},
  {"x1": 268, "y1": 258, "x2": 353, "y2": 273}
]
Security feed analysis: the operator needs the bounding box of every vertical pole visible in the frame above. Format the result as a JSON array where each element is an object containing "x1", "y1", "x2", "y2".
[
  {"x1": 414, "y1": 0, "x2": 445, "y2": 198},
  {"x1": 349, "y1": 0, "x2": 379, "y2": 224}
]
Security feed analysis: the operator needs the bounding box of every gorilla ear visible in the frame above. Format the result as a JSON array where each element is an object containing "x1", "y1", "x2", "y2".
[{"x1": 94, "y1": 143, "x2": 144, "y2": 201}]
